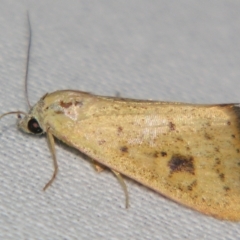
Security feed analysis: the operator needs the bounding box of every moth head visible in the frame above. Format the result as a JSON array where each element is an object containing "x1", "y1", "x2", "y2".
[
  {"x1": 18, "y1": 114, "x2": 44, "y2": 135},
  {"x1": 0, "y1": 104, "x2": 45, "y2": 135}
]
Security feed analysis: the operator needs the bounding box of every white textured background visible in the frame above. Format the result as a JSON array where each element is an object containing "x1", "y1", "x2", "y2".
[{"x1": 1, "y1": 0, "x2": 240, "y2": 239}]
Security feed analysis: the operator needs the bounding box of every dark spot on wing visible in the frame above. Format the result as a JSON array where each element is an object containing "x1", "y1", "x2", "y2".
[
  {"x1": 118, "y1": 126, "x2": 123, "y2": 133},
  {"x1": 213, "y1": 159, "x2": 226, "y2": 182},
  {"x1": 120, "y1": 146, "x2": 128, "y2": 153},
  {"x1": 60, "y1": 101, "x2": 72, "y2": 108},
  {"x1": 204, "y1": 133, "x2": 212, "y2": 140},
  {"x1": 75, "y1": 101, "x2": 83, "y2": 107},
  {"x1": 168, "y1": 154, "x2": 195, "y2": 174},
  {"x1": 176, "y1": 137, "x2": 183, "y2": 142},
  {"x1": 215, "y1": 147, "x2": 220, "y2": 153},
  {"x1": 180, "y1": 186, "x2": 185, "y2": 191},
  {"x1": 227, "y1": 121, "x2": 231, "y2": 125},
  {"x1": 223, "y1": 186, "x2": 230, "y2": 192},
  {"x1": 55, "y1": 110, "x2": 63, "y2": 114},
  {"x1": 161, "y1": 151, "x2": 167, "y2": 157},
  {"x1": 215, "y1": 158, "x2": 221, "y2": 165},
  {"x1": 169, "y1": 122, "x2": 176, "y2": 131},
  {"x1": 219, "y1": 173, "x2": 225, "y2": 182},
  {"x1": 153, "y1": 151, "x2": 159, "y2": 158},
  {"x1": 232, "y1": 134, "x2": 236, "y2": 138},
  {"x1": 98, "y1": 140, "x2": 106, "y2": 145},
  {"x1": 205, "y1": 122, "x2": 211, "y2": 127},
  {"x1": 152, "y1": 151, "x2": 167, "y2": 158},
  {"x1": 187, "y1": 180, "x2": 197, "y2": 191}
]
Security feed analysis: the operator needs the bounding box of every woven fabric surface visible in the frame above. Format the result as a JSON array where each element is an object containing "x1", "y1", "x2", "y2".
[{"x1": 0, "y1": 1, "x2": 240, "y2": 239}]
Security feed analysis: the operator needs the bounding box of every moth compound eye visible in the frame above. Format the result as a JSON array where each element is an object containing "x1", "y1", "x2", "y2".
[{"x1": 27, "y1": 118, "x2": 43, "y2": 134}]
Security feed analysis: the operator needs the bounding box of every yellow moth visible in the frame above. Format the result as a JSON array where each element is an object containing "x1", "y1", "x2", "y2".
[
  {"x1": 2, "y1": 91, "x2": 240, "y2": 221},
  {"x1": 1, "y1": 15, "x2": 240, "y2": 222}
]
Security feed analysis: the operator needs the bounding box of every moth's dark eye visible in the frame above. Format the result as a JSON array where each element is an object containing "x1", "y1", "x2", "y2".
[{"x1": 28, "y1": 118, "x2": 43, "y2": 134}]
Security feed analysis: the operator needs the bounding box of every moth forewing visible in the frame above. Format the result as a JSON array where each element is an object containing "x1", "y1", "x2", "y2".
[{"x1": 17, "y1": 90, "x2": 240, "y2": 221}]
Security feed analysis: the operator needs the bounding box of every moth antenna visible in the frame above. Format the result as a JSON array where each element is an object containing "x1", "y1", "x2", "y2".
[
  {"x1": 0, "y1": 14, "x2": 31, "y2": 122},
  {"x1": 0, "y1": 111, "x2": 27, "y2": 120},
  {"x1": 24, "y1": 11, "x2": 32, "y2": 109}
]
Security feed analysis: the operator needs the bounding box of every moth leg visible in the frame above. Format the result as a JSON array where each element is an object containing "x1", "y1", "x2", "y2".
[
  {"x1": 43, "y1": 130, "x2": 58, "y2": 191},
  {"x1": 111, "y1": 170, "x2": 129, "y2": 208},
  {"x1": 92, "y1": 160, "x2": 105, "y2": 173}
]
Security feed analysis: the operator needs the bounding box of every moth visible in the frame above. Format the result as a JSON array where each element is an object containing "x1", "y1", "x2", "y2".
[
  {"x1": 1, "y1": 14, "x2": 240, "y2": 222},
  {"x1": 2, "y1": 91, "x2": 240, "y2": 221}
]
